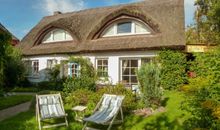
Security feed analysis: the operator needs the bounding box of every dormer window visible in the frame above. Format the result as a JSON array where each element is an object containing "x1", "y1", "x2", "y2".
[
  {"x1": 42, "y1": 29, "x2": 73, "y2": 43},
  {"x1": 102, "y1": 20, "x2": 151, "y2": 37}
]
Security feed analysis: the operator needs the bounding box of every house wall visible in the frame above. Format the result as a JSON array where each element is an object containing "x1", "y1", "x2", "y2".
[{"x1": 24, "y1": 51, "x2": 156, "y2": 84}]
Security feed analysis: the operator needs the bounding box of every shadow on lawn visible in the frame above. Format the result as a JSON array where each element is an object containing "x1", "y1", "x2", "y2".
[
  {"x1": 119, "y1": 113, "x2": 185, "y2": 130},
  {"x1": 0, "y1": 108, "x2": 83, "y2": 130},
  {"x1": 143, "y1": 114, "x2": 184, "y2": 130}
]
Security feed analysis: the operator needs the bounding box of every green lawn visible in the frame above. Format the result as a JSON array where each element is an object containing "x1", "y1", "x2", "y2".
[
  {"x1": 0, "y1": 90, "x2": 190, "y2": 130},
  {"x1": 0, "y1": 95, "x2": 33, "y2": 110}
]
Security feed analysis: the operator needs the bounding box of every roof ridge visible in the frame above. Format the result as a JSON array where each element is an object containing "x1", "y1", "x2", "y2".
[{"x1": 43, "y1": 1, "x2": 144, "y2": 18}]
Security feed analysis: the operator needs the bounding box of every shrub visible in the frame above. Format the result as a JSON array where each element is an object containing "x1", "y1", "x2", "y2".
[
  {"x1": 137, "y1": 62, "x2": 163, "y2": 108},
  {"x1": 0, "y1": 31, "x2": 25, "y2": 88},
  {"x1": 11, "y1": 87, "x2": 39, "y2": 92},
  {"x1": 37, "y1": 80, "x2": 65, "y2": 91},
  {"x1": 190, "y1": 47, "x2": 220, "y2": 84},
  {"x1": 0, "y1": 87, "x2": 4, "y2": 97},
  {"x1": 97, "y1": 84, "x2": 137, "y2": 112},
  {"x1": 183, "y1": 48, "x2": 220, "y2": 129},
  {"x1": 183, "y1": 78, "x2": 220, "y2": 129},
  {"x1": 158, "y1": 50, "x2": 187, "y2": 90},
  {"x1": 63, "y1": 57, "x2": 96, "y2": 93},
  {"x1": 65, "y1": 89, "x2": 100, "y2": 114},
  {"x1": 46, "y1": 64, "x2": 61, "y2": 82}
]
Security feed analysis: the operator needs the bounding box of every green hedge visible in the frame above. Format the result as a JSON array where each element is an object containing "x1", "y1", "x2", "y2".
[{"x1": 158, "y1": 50, "x2": 187, "y2": 90}]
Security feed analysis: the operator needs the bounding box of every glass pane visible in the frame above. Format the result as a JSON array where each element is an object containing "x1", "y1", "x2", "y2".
[
  {"x1": 131, "y1": 68, "x2": 137, "y2": 75},
  {"x1": 131, "y1": 76, "x2": 138, "y2": 84},
  {"x1": 103, "y1": 26, "x2": 114, "y2": 36},
  {"x1": 135, "y1": 22, "x2": 149, "y2": 33},
  {"x1": 97, "y1": 60, "x2": 102, "y2": 66},
  {"x1": 122, "y1": 76, "x2": 129, "y2": 83},
  {"x1": 131, "y1": 60, "x2": 138, "y2": 67},
  {"x1": 117, "y1": 22, "x2": 132, "y2": 34},
  {"x1": 53, "y1": 29, "x2": 64, "y2": 41},
  {"x1": 103, "y1": 60, "x2": 108, "y2": 66},
  {"x1": 122, "y1": 68, "x2": 129, "y2": 75},
  {"x1": 103, "y1": 66, "x2": 108, "y2": 72},
  {"x1": 47, "y1": 60, "x2": 52, "y2": 68},
  {"x1": 97, "y1": 72, "x2": 102, "y2": 77},
  {"x1": 122, "y1": 60, "x2": 130, "y2": 68},
  {"x1": 42, "y1": 33, "x2": 52, "y2": 42},
  {"x1": 65, "y1": 31, "x2": 73, "y2": 40}
]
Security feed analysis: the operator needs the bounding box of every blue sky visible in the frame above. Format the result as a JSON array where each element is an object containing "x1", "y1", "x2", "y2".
[{"x1": 0, "y1": 0, "x2": 196, "y2": 40}]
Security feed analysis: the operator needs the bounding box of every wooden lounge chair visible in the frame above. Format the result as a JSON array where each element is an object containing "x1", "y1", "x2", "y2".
[
  {"x1": 82, "y1": 94, "x2": 125, "y2": 130},
  {"x1": 36, "y1": 93, "x2": 68, "y2": 130}
]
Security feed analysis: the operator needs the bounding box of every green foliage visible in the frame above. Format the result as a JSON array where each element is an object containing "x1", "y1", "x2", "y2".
[
  {"x1": 193, "y1": 0, "x2": 220, "y2": 44},
  {"x1": 0, "y1": 95, "x2": 33, "y2": 110},
  {"x1": 0, "y1": 31, "x2": 25, "y2": 88},
  {"x1": 97, "y1": 84, "x2": 137, "y2": 112},
  {"x1": 183, "y1": 48, "x2": 220, "y2": 129},
  {"x1": 11, "y1": 87, "x2": 39, "y2": 92},
  {"x1": 0, "y1": 31, "x2": 11, "y2": 88},
  {"x1": 158, "y1": 50, "x2": 187, "y2": 90},
  {"x1": 65, "y1": 89, "x2": 100, "y2": 114},
  {"x1": 190, "y1": 47, "x2": 220, "y2": 84},
  {"x1": 65, "y1": 84, "x2": 137, "y2": 113},
  {"x1": 63, "y1": 57, "x2": 96, "y2": 93},
  {"x1": 183, "y1": 78, "x2": 220, "y2": 129},
  {"x1": 46, "y1": 64, "x2": 61, "y2": 82},
  {"x1": 137, "y1": 62, "x2": 163, "y2": 107}
]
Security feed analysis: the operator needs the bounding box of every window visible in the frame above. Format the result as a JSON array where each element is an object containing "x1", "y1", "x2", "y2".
[
  {"x1": 23, "y1": 60, "x2": 32, "y2": 76},
  {"x1": 102, "y1": 20, "x2": 151, "y2": 37},
  {"x1": 60, "y1": 60, "x2": 68, "y2": 78},
  {"x1": 96, "y1": 59, "x2": 108, "y2": 77},
  {"x1": 117, "y1": 22, "x2": 132, "y2": 34},
  {"x1": 42, "y1": 29, "x2": 73, "y2": 43},
  {"x1": 32, "y1": 60, "x2": 39, "y2": 76},
  {"x1": 23, "y1": 60, "x2": 39, "y2": 76},
  {"x1": 47, "y1": 59, "x2": 57, "y2": 69},
  {"x1": 120, "y1": 57, "x2": 155, "y2": 86},
  {"x1": 121, "y1": 59, "x2": 138, "y2": 86},
  {"x1": 68, "y1": 63, "x2": 80, "y2": 78}
]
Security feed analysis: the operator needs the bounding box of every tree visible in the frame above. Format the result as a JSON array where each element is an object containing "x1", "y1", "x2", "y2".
[
  {"x1": 193, "y1": 0, "x2": 220, "y2": 45},
  {"x1": 0, "y1": 31, "x2": 11, "y2": 88},
  {"x1": 137, "y1": 62, "x2": 163, "y2": 107},
  {"x1": 0, "y1": 31, "x2": 25, "y2": 89}
]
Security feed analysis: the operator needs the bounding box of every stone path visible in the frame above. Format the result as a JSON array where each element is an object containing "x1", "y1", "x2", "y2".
[
  {"x1": 0, "y1": 101, "x2": 31, "y2": 121},
  {"x1": 0, "y1": 92, "x2": 36, "y2": 122}
]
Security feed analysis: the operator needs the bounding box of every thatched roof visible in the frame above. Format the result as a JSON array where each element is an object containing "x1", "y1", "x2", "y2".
[{"x1": 19, "y1": 0, "x2": 185, "y2": 56}]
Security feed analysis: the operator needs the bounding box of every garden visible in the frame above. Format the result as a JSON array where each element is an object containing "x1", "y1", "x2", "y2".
[{"x1": 0, "y1": 0, "x2": 220, "y2": 129}]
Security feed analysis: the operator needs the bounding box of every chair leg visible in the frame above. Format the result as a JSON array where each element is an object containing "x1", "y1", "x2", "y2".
[
  {"x1": 65, "y1": 116, "x2": 68, "y2": 127},
  {"x1": 37, "y1": 115, "x2": 42, "y2": 130},
  {"x1": 120, "y1": 107, "x2": 124, "y2": 122},
  {"x1": 82, "y1": 122, "x2": 88, "y2": 130}
]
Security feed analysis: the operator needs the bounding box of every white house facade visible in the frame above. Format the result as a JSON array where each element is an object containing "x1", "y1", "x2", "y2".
[{"x1": 19, "y1": 0, "x2": 185, "y2": 87}]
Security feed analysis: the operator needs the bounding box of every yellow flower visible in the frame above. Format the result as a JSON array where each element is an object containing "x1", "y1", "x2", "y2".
[
  {"x1": 212, "y1": 106, "x2": 220, "y2": 119},
  {"x1": 201, "y1": 100, "x2": 215, "y2": 109}
]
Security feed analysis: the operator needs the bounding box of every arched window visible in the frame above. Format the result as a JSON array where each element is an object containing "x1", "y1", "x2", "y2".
[
  {"x1": 42, "y1": 29, "x2": 73, "y2": 43},
  {"x1": 102, "y1": 20, "x2": 151, "y2": 37}
]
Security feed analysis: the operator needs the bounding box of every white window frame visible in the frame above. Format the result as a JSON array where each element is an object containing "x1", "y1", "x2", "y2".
[
  {"x1": 102, "y1": 20, "x2": 151, "y2": 37},
  {"x1": 32, "y1": 60, "x2": 39, "y2": 76},
  {"x1": 119, "y1": 57, "x2": 154, "y2": 87},
  {"x1": 68, "y1": 62, "x2": 80, "y2": 78},
  {"x1": 96, "y1": 58, "x2": 108, "y2": 78},
  {"x1": 42, "y1": 29, "x2": 73, "y2": 43}
]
